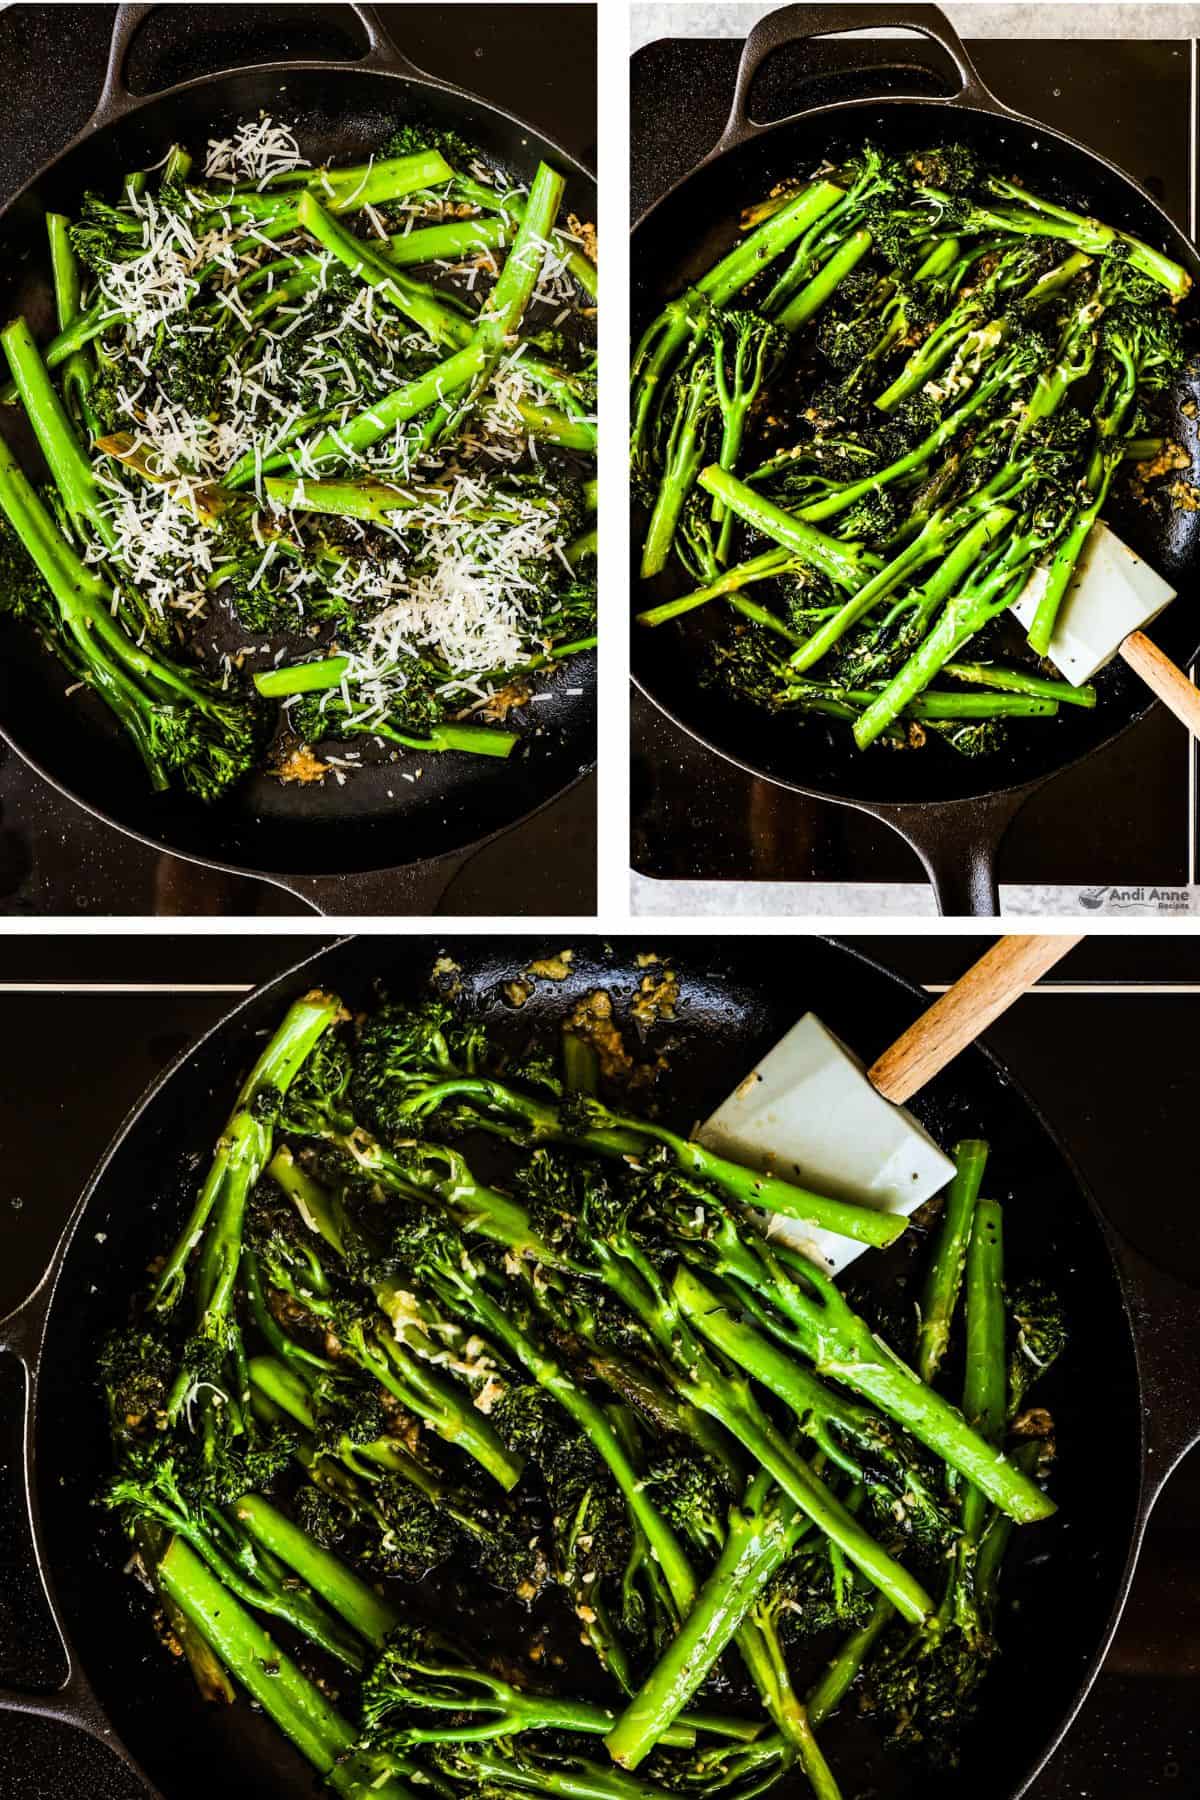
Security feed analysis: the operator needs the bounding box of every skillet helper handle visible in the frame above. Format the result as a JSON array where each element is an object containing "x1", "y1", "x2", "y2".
[
  {"x1": 716, "y1": 0, "x2": 1006, "y2": 152},
  {"x1": 1118, "y1": 630, "x2": 1200, "y2": 740},
  {"x1": 89, "y1": 2, "x2": 425, "y2": 131},
  {"x1": 0, "y1": 1278, "x2": 111, "y2": 1745},
  {"x1": 868, "y1": 934, "x2": 1082, "y2": 1105}
]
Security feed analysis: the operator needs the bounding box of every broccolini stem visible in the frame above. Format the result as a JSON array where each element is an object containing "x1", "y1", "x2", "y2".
[
  {"x1": 649, "y1": 1273, "x2": 931, "y2": 1622},
  {"x1": 242, "y1": 1247, "x2": 336, "y2": 1374},
  {"x1": 696, "y1": 466, "x2": 867, "y2": 591},
  {"x1": 569, "y1": 1245, "x2": 930, "y2": 1624},
  {"x1": 975, "y1": 1438, "x2": 1048, "y2": 1613},
  {"x1": 942, "y1": 661, "x2": 1096, "y2": 707},
  {"x1": 247, "y1": 1354, "x2": 448, "y2": 1506},
  {"x1": 513, "y1": 398, "x2": 597, "y2": 450},
  {"x1": 0, "y1": 299, "x2": 107, "y2": 408},
  {"x1": 703, "y1": 183, "x2": 847, "y2": 310},
  {"x1": 233, "y1": 1493, "x2": 399, "y2": 1649},
  {"x1": 370, "y1": 719, "x2": 518, "y2": 758},
  {"x1": 674, "y1": 1253, "x2": 1054, "y2": 1525},
  {"x1": 1025, "y1": 461, "x2": 1119, "y2": 657},
  {"x1": 263, "y1": 475, "x2": 426, "y2": 523},
  {"x1": 437, "y1": 1268, "x2": 699, "y2": 1620},
  {"x1": 982, "y1": 177, "x2": 1191, "y2": 298},
  {"x1": 631, "y1": 181, "x2": 843, "y2": 461},
  {"x1": 605, "y1": 1471, "x2": 807, "y2": 1770},
  {"x1": 262, "y1": 1154, "x2": 527, "y2": 1490},
  {"x1": 853, "y1": 554, "x2": 1032, "y2": 748},
  {"x1": 45, "y1": 213, "x2": 96, "y2": 436},
  {"x1": 776, "y1": 227, "x2": 873, "y2": 333},
  {"x1": 152, "y1": 991, "x2": 343, "y2": 1318},
  {"x1": 399, "y1": 1075, "x2": 908, "y2": 1247},
  {"x1": 211, "y1": 148, "x2": 453, "y2": 224},
  {"x1": 280, "y1": 1279, "x2": 524, "y2": 1490},
  {"x1": 448, "y1": 172, "x2": 598, "y2": 300},
  {"x1": 563, "y1": 1031, "x2": 600, "y2": 1094},
  {"x1": 745, "y1": 1612, "x2": 842, "y2": 1800},
  {"x1": 109, "y1": 1477, "x2": 366, "y2": 1667},
  {"x1": 256, "y1": 162, "x2": 567, "y2": 483},
  {"x1": 728, "y1": 593, "x2": 805, "y2": 641},
  {"x1": 250, "y1": 221, "x2": 513, "y2": 325},
  {"x1": 636, "y1": 545, "x2": 793, "y2": 627},
  {"x1": 255, "y1": 656, "x2": 351, "y2": 697},
  {"x1": 242, "y1": 340, "x2": 487, "y2": 484},
  {"x1": 0, "y1": 446, "x2": 172, "y2": 783},
  {"x1": 806, "y1": 1592, "x2": 894, "y2": 1727},
  {"x1": 155, "y1": 1538, "x2": 415, "y2": 1800},
  {"x1": 476, "y1": 161, "x2": 569, "y2": 355},
  {"x1": 297, "y1": 193, "x2": 473, "y2": 351},
  {"x1": 640, "y1": 368, "x2": 715, "y2": 577},
  {"x1": 797, "y1": 357, "x2": 1028, "y2": 525},
  {"x1": 915, "y1": 1140, "x2": 988, "y2": 1386},
  {"x1": 960, "y1": 1198, "x2": 1007, "y2": 1550},
  {"x1": 776, "y1": 683, "x2": 1058, "y2": 724},
  {"x1": 1, "y1": 318, "x2": 118, "y2": 555},
  {"x1": 787, "y1": 505, "x2": 1016, "y2": 674}
]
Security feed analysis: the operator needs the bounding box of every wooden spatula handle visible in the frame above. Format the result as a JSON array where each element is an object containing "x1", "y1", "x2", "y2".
[
  {"x1": 1119, "y1": 630, "x2": 1200, "y2": 740},
  {"x1": 868, "y1": 935, "x2": 1082, "y2": 1106}
]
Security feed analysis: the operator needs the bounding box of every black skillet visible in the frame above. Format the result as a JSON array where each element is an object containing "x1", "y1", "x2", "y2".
[
  {"x1": 0, "y1": 4, "x2": 596, "y2": 916},
  {"x1": 1, "y1": 935, "x2": 1198, "y2": 1799},
  {"x1": 631, "y1": 3, "x2": 1200, "y2": 915}
]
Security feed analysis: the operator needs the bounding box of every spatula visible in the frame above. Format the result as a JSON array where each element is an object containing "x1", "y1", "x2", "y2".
[
  {"x1": 1010, "y1": 520, "x2": 1200, "y2": 736},
  {"x1": 698, "y1": 934, "x2": 1081, "y2": 1273}
]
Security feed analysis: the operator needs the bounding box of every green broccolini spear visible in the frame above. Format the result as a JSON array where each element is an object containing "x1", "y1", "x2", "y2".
[
  {"x1": 154, "y1": 1538, "x2": 416, "y2": 1800},
  {"x1": 916, "y1": 1140, "x2": 989, "y2": 1385},
  {"x1": 390, "y1": 1076, "x2": 908, "y2": 1249},
  {"x1": 151, "y1": 990, "x2": 344, "y2": 1319},
  {"x1": 668, "y1": 1222, "x2": 1054, "y2": 1524},
  {"x1": 250, "y1": 160, "x2": 567, "y2": 483},
  {"x1": 631, "y1": 180, "x2": 844, "y2": 466}
]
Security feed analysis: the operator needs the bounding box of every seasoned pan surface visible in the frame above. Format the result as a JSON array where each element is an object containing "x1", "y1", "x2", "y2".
[{"x1": 24, "y1": 936, "x2": 1141, "y2": 1800}]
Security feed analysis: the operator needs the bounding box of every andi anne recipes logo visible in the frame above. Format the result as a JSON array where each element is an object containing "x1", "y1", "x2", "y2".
[{"x1": 1079, "y1": 885, "x2": 1192, "y2": 913}]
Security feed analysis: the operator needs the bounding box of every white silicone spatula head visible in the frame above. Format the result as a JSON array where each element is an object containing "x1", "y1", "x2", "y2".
[
  {"x1": 698, "y1": 937, "x2": 1081, "y2": 1276},
  {"x1": 698, "y1": 1013, "x2": 955, "y2": 1274},
  {"x1": 1010, "y1": 520, "x2": 1175, "y2": 685}
]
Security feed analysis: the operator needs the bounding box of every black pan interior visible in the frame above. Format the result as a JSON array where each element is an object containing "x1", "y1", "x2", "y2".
[
  {"x1": 631, "y1": 98, "x2": 1200, "y2": 808},
  {"x1": 0, "y1": 68, "x2": 596, "y2": 878},
  {"x1": 32, "y1": 935, "x2": 1139, "y2": 1800}
]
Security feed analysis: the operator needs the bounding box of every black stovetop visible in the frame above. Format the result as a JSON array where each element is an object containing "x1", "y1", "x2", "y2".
[
  {"x1": 631, "y1": 32, "x2": 1199, "y2": 901},
  {"x1": 0, "y1": 935, "x2": 1196, "y2": 1798},
  {"x1": 0, "y1": 4, "x2": 596, "y2": 917}
]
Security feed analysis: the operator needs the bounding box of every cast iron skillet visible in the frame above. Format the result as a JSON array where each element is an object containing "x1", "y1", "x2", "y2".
[
  {"x1": 1, "y1": 935, "x2": 1198, "y2": 1799},
  {"x1": 0, "y1": 3, "x2": 596, "y2": 916},
  {"x1": 631, "y1": 3, "x2": 1200, "y2": 915}
]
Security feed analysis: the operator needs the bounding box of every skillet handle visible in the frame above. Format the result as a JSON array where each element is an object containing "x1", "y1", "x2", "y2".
[
  {"x1": 0, "y1": 1275, "x2": 119, "y2": 1754},
  {"x1": 866, "y1": 789, "x2": 1033, "y2": 916},
  {"x1": 715, "y1": 1, "x2": 1010, "y2": 154},
  {"x1": 89, "y1": 2, "x2": 426, "y2": 132}
]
